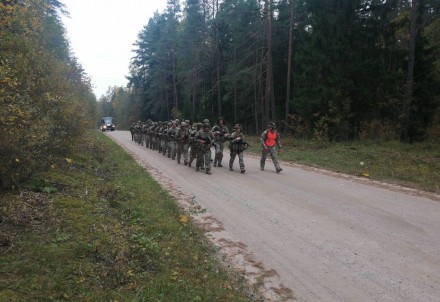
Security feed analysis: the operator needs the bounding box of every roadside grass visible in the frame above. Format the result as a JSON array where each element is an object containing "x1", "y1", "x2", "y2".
[
  {"x1": 0, "y1": 132, "x2": 257, "y2": 302},
  {"x1": 246, "y1": 136, "x2": 440, "y2": 193}
]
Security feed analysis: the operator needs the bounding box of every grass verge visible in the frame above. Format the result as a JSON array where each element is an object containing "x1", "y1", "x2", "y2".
[
  {"x1": 246, "y1": 136, "x2": 440, "y2": 193},
  {"x1": 0, "y1": 131, "x2": 257, "y2": 302}
]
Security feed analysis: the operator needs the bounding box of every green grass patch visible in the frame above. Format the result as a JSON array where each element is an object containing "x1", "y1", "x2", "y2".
[
  {"x1": 0, "y1": 131, "x2": 256, "y2": 301},
  {"x1": 246, "y1": 136, "x2": 440, "y2": 193}
]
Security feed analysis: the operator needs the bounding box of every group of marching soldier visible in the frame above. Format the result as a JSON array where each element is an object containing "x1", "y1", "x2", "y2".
[
  {"x1": 129, "y1": 117, "x2": 282, "y2": 175},
  {"x1": 130, "y1": 117, "x2": 249, "y2": 175}
]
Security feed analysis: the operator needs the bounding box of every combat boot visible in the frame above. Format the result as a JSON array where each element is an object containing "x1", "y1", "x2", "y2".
[
  {"x1": 218, "y1": 161, "x2": 223, "y2": 167},
  {"x1": 260, "y1": 160, "x2": 265, "y2": 171},
  {"x1": 206, "y1": 169, "x2": 211, "y2": 175}
]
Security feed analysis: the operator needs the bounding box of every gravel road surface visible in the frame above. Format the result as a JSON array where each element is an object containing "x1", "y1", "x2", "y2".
[{"x1": 107, "y1": 131, "x2": 440, "y2": 302}]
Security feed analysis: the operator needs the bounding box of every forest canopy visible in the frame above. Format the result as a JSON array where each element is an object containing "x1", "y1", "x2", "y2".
[{"x1": 103, "y1": 0, "x2": 439, "y2": 142}]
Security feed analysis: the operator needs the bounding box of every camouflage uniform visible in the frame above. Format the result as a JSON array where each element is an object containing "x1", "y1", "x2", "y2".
[
  {"x1": 167, "y1": 122, "x2": 177, "y2": 159},
  {"x1": 176, "y1": 122, "x2": 190, "y2": 165},
  {"x1": 143, "y1": 119, "x2": 152, "y2": 148},
  {"x1": 152, "y1": 122, "x2": 160, "y2": 151},
  {"x1": 188, "y1": 123, "x2": 200, "y2": 168},
  {"x1": 148, "y1": 122, "x2": 155, "y2": 149},
  {"x1": 228, "y1": 124, "x2": 247, "y2": 173},
  {"x1": 260, "y1": 122, "x2": 282, "y2": 173},
  {"x1": 211, "y1": 118, "x2": 229, "y2": 167},
  {"x1": 195, "y1": 123, "x2": 214, "y2": 174},
  {"x1": 129, "y1": 123, "x2": 136, "y2": 141},
  {"x1": 159, "y1": 123, "x2": 167, "y2": 154},
  {"x1": 134, "y1": 122, "x2": 143, "y2": 145}
]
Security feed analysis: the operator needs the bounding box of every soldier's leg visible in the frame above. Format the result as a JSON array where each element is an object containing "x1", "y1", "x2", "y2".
[
  {"x1": 171, "y1": 142, "x2": 177, "y2": 160},
  {"x1": 213, "y1": 142, "x2": 220, "y2": 167},
  {"x1": 213, "y1": 142, "x2": 217, "y2": 167},
  {"x1": 196, "y1": 148, "x2": 204, "y2": 171},
  {"x1": 176, "y1": 143, "x2": 182, "y2": 164},
  {"x1": 205, "y1": 149, "x2": 212, "y2": 174},
  {"x1": 218, "y1": 142, "x2": 224, "y2": 167},
  {"x1": 183, "y1": 143, "x2": 189, "y2": 165},
  {"x1": 260, "y1": 148, "x2": 269, "y2": 170},
  {"x1": 229, "y1": 151, "x2": 236, "y2": 171},
  {"x1": 188, "y1": 147, "x2": 196, "y2": 167},
  {"x1": 238, "y1": 152, "x2": 245, "y2": 173},
  {"x1": 166, "y1": 141, "x2": 170, "y2": 158},
  {"x1": 269, "y1": 147, "x2": 282, "y2": 172}
]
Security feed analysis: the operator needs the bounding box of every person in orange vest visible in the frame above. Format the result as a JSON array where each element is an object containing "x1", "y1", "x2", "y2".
[{"x1": 260, "y1": 122, "x2": 282, "y2": 173}]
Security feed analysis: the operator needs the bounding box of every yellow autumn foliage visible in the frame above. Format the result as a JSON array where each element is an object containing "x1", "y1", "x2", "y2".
[{"x1": 0, "y1": 0, "x2": 98, "y2": 189}]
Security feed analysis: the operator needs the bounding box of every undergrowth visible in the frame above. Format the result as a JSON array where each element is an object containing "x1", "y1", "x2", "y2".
[{"x1": 246, "y1": 136, "x2": 440, "y2": 193}]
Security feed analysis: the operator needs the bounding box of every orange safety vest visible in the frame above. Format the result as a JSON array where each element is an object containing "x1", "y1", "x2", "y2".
[{"x1": 265, "y1": 130, "x2": 277, "y2": 147}]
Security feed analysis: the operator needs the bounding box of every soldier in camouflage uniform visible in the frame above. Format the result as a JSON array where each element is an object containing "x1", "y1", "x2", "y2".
[
  {"x1": 228, "y1": 124, "x2": 248, "y2": 173},
  {"x1": 142, "y1": 120, "x2": 151, "y2": 148},
  {"x1": 134, "y1": 121, "x2": 143, "y2": 145},
  {"x1": 167, "y1": 121, "x2": 178, "y2": 159},
  {"x1": 175, "y1": 121, "x2": 190, "y2": 165},
  {"x1": 211, "y1": 117, "x2": 229, "y2": 167},
  {"x1": 188, "y1": 122, "x2": 201, "y2": 168},
  {"x1": 260, "y1": 122, "x2": 282, "y2": 173},
  {"x1": 159, "y1": 122, "x2": 167, "y2": 154},
  {"x1": 195, "y1": 122, "x2": 214, "y2": 174},
  {"x1": 152, "y1": 122, "x2": 160, "y2": 151},
  {"x1": 147, "y1": 121, "x2": 155, "y2": 149},
  {"x1": 130, "y1": 122, "x2": 136, "y2": 141}
]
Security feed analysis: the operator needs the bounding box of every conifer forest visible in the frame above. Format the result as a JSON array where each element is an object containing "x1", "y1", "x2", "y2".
[{"x1": 103, "y1": 0, "x2": 440, "y2": 143}]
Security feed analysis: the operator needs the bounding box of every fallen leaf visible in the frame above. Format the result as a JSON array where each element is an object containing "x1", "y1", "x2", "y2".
[{"x1": 179, "y1": 215, "x2": 189, "y2": 224}]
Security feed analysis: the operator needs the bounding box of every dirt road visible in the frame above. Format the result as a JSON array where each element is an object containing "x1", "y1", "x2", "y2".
[{"x1": 107, "y1": 131, "x2": 440, "y2": 302}]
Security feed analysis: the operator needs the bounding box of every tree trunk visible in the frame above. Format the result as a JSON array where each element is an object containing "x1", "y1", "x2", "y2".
[
  {"x1": 172, "y1": 49, "x2": 178, "y2": 111},
  {"x1": 402, "y1": 0, "x2": 419, "y2": 142},
  {"x1": 284, "y1": 0, "x2": 295, "y2": 135},
  {"x1": 264, "y1": 0, "x2": 275, "y2": 125}
]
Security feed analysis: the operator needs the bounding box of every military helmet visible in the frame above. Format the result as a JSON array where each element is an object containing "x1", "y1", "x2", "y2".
[
  {"x1": 234, "y1": 123, "x2": 242, "y2": 129},
  {"x1": 203, "y1": 123, "x2": 210, "y2": 129},
  {"x1": 181, "y1": 122, "x2": 187, "y2": 127},
  {"x1": 217, "y1": 117, "x2": 225, "y2": 123},
  {"x1": 203, "y1": 119, "x2": 210, "y2": 124}
]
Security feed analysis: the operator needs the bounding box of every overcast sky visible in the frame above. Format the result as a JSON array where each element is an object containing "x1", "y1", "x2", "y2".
[{"x1": 61, "y1": 0, "x2": 167, "y2": 98}]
